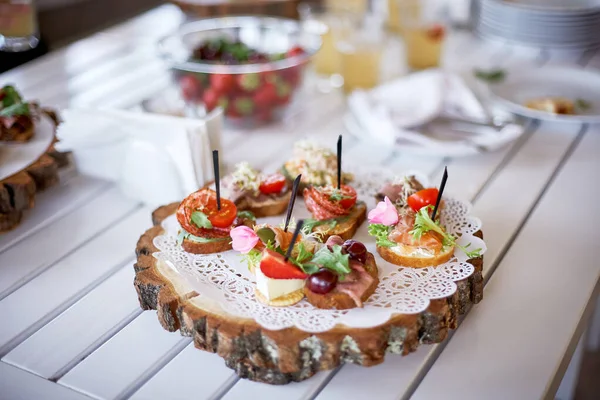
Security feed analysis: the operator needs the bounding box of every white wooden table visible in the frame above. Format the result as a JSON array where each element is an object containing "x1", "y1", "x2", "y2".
[{"x1": 1, "y1": 5, "x2": 600, "y2": 400}]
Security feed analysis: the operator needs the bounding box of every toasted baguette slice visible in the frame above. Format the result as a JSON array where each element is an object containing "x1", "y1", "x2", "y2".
[
  {"x1": 310, "y1": 201, "x2": 367, "y2": 242},
  {"x1": 377, "y1": 243, "x2": 454, "y2": 268},
  {"x1": 0, "y1": 120, "x2": 34, "y2": 142},
  {"x1": 236, "y1": 191, "x2": 291, "y2": 218},
  {"x1": 181, "y1": 236, "x2": 232, "y2": 254},
  {"x1": 181, "y1": 218, "x2": 254, "y2": 255},
  {"x1": 0, "y1": 211, "x2": 23, "y2": 232},
  {"x1": 304, "y1": 252, "x2": 379, "y2": 310}
]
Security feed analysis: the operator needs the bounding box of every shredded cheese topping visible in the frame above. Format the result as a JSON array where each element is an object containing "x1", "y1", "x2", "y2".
[
  {"x1": 286, "y1": 141, "x2": 351, "y2": 186},
  {"x1": 230, "y1": 162, "x2": 261, "y2": 193}
]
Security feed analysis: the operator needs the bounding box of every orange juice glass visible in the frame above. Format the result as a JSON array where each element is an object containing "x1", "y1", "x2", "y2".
[
  {"x1": 397, "y1": 0, "x2": 446, "y2": 70},
  {"x1": 0, "y1": 0, "x2": 39, "y2": 52},
  {"x1": 335, "y1": 15, "x2": 386, "y2": 94},
  {"x1": 298, "y1": 4, "x2": 358, "y2": 88}
]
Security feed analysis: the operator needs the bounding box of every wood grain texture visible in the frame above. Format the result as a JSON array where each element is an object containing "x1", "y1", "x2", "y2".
[
  {"x1": 0, "y1": 111, "x2": 67, "y2": 233},
  {"x1": 133, "y1": 203, "x2": 484, "y2": 385}
]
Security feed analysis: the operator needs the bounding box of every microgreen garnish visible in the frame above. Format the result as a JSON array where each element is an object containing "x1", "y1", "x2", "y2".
[
  {"x1": 309, "y1": 244, "x2": 351, "y2": 278},
  {"x1": 0, "y1": 85, "x2": 30, "y2": 118},
  {"x1": 0, "y1": 102, "x2": 30, "y2": 117},
  {"x1": 190, "y1": 211, "x2": 213, "y2": 229},
  {"x1": 368, "y1": 224, "x2": 396, "y2": 248},
  {"x1": 241, "y1": 248, "x2": 262, "y2": 272},
  {"x1": 575, "y1": 98, "x2": 592, "y2": 111},
  {"x1": 410, "y1": 206, "x2": 482, "y2": 259},
  {"x1": 329, "y1": 188, "x2": 353, "y2": 202},
  {"x1": 236, "y1": 210, "x2": 256, "y2": 222},
  {"x1": 301, "y1": 217, "x2": 349, "y2": 236},
  {"x1": 289, "y1": 242, "x2": 320, "y2": 274},
  {"x1": 473, "y1": 68, "x2": 506, "y2": 83}
]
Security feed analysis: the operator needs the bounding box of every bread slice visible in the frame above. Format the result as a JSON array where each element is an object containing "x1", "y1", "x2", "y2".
[
  {"x1": 235, "y1": 191, "x2": 291, "y2": 218},
  {"x1": 181, "y1": 236, "x2": 232, "y2": 254},
  {"x1": 0, "y1": 120, "x2": 34, "y2": 142},
  {"x1": 304, "y1": 252, "x2": 379, "y2": 310},
  {"x1": 376, "y1": 243, "x2": 454, "y2": 268},
  {"x1": 310, "y1": 201, "x2": 367, "y2": 242},
  {"x1": 0, "y1": 211, "x2": 22, "y2": 232}
]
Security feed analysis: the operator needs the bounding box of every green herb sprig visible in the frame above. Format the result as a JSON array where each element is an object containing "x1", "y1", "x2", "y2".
[
  {"x1": 308, "y1": 244, "x2": 351, "y2": 278},
  {"x1": 410, "y1": 206, "x2": 482, "y2": 259},
  {"x1": 367, "y1": 224, "x2": 396, "y2": 248},
  {"x1": 190, "y1": 211, "x2": 213, "y2": 229},
  {"x1": 473, "y1": 68, "x2": 506, "y2": 83}
]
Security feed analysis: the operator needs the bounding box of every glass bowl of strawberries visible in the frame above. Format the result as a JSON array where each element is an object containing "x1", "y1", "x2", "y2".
[{"x1": 158, "y1": 16, "x2": 322, "y2": 127}]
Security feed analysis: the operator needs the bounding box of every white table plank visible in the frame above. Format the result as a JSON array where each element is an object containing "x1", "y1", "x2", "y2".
[
  {"x1": 221, "y1": 371, "x2": 333, "y2": 400},
  {"x1": 3, "y1": 266, "x2": 140, "y2": 380},
  {"x1": 131, "y1": 343, "x2": 237, "y2": 400},
  {"x1": 0, "y1": 362, "x2": 89, "y2": 400},
  {"x1": 470, "y1": 122, "x2": 582, "y2": 276},
  {"x1": 0, "y1": 175, "x2": 110, "y2": 254},
  {"x1": 411, "y1": 127, "x2": 600, "y2": 400},
  {"x1": 59, "y1": 312, "x2": 191, "y2": 400},
  {"x1": 0, "y1": 186, "x2": 138, "y2": 300},
  {"x1": 314, "y1": 122, "x2": 581, "y2": 400},
  {"x1": 0, "y1": 207, "x2": 151, "y2": 356}
]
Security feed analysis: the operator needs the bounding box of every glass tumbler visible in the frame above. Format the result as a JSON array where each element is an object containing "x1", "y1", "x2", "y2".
[
  {"x1": 396, "y1": 0, "x2": 447, "y2": 70},
  {"x1": 335, "y1": 15, "x2": 386, "y2": 94},
  {"x1": 0, "y1": 0, "x2": 39, "y2": 52},
  {"x1": 298, "y1": 3, "x2": 358, "y2": 90}
]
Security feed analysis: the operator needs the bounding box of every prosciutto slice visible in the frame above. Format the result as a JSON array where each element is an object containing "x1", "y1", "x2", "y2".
[{"x1": 334, "y1": 260, "x2": 374, "y2": 308}]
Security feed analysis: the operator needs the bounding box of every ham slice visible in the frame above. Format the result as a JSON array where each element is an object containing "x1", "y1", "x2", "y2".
[
  {"x1": 389, "y1": 212, "x2": 443, "y2": 252},
  {"x1": 334, "y1": 260, "x2": 374, "y2": 308}
]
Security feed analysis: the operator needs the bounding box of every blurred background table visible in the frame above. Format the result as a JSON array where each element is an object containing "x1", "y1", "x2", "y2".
[{"x1": 0, "y1": 3, "x2": 600, "y2": 400}]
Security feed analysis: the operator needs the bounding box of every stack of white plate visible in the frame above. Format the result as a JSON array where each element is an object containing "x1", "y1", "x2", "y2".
[{"x1": 476, "y1": 0, "x2": 600, "y2": 50}]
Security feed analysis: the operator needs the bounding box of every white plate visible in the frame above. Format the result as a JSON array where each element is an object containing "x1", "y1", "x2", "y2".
[
  {"x1": 0, "y1": 114, "x2": 55, "y2": 181},
  {"x1": 489, "y1": 66, "x2": 600, "y2": 123}
]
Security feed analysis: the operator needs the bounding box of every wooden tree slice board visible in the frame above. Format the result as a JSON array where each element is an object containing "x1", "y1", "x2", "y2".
[
  {"x1": 0, "y1": 110, "x2": 67, "y2": 233},
  {"x1": 134, "y1": 203, "x2": 484, "y2": 385}
]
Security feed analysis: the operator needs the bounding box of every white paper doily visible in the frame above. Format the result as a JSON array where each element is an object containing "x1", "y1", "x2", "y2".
[{"x1": 152, "y1": 167, "x2": 486, "y2": 333}]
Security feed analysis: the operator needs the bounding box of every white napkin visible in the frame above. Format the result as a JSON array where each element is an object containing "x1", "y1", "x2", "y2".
[
  {"x1": 55, "y1": 108, "x2": 223, "y2": 207},
  {"x1": 347, "y1": 69, "x2": 524, "y2": 155}
]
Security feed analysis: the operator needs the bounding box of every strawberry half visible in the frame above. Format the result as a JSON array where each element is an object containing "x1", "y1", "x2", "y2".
[{"x1": 260, "y1": 249, "x2": 307, "y2": 279}]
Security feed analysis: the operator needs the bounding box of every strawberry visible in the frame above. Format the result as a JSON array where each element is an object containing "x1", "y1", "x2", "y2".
[
  {"x1": 237, "y1": 73, "x2": 261, "y2": 92},
  {"x1": 179, "y1": 75, "x2": 202, "y2": 101},
  {"x1": 260, "y1": 249, "x2": 307, "y2": 279},
  {"x1": 233, "y1": 97, "x2": 254, "y2": 116},
  {"x1": 203, "y1": 88, "x2": 227, "y2": 112},
  {"x1": 252, "y1": 82, "x2": 277, "y2": 109},
  {"x1": 210, "y1": 73, "x2": 235, "y2": 92}
]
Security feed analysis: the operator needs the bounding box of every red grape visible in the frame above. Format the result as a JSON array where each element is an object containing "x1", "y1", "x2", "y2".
[
  {"x1": 307, "y1": 269, "x2": 338, "y2": 294},
  {"x1": 343, "y1": 240, "x2": 367, "y2": 264}
]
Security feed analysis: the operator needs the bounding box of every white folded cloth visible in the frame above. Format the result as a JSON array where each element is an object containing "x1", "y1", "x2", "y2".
[
  {"x1": 55, "y1": 108, "x2": 223, "y2": 206},
  {"x1": 347, "y1": 69, "x2": 524, "y2": 156}
]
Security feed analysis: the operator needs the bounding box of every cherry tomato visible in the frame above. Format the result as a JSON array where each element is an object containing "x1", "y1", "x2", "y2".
[
  {"x1": 179, "y1": 75, "x2": 202, "y2": 101},
  {"x1": 210, "y1": 73, "x2": 236, "y2": 92},
  {"x1": 286, "y1": 45, "x2": 305, "y2": 58},
  {"x1": 259, "y1": 173, "x2": 286, "y2": 194},
  {"x1": 407, "y1": 188, "x2": 439, "y2": 212},
  {"x1": 176, "y1": 189, "x2": 237, "y2": 236}
]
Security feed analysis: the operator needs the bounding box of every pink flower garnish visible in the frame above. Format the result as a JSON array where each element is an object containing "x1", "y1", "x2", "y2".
[
  {"x1": 230, "y1": 226, "x2": 259, "y2": 254},
  {"x1": 368, "y1": 196, "x2": 399, "y2": 226}
]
